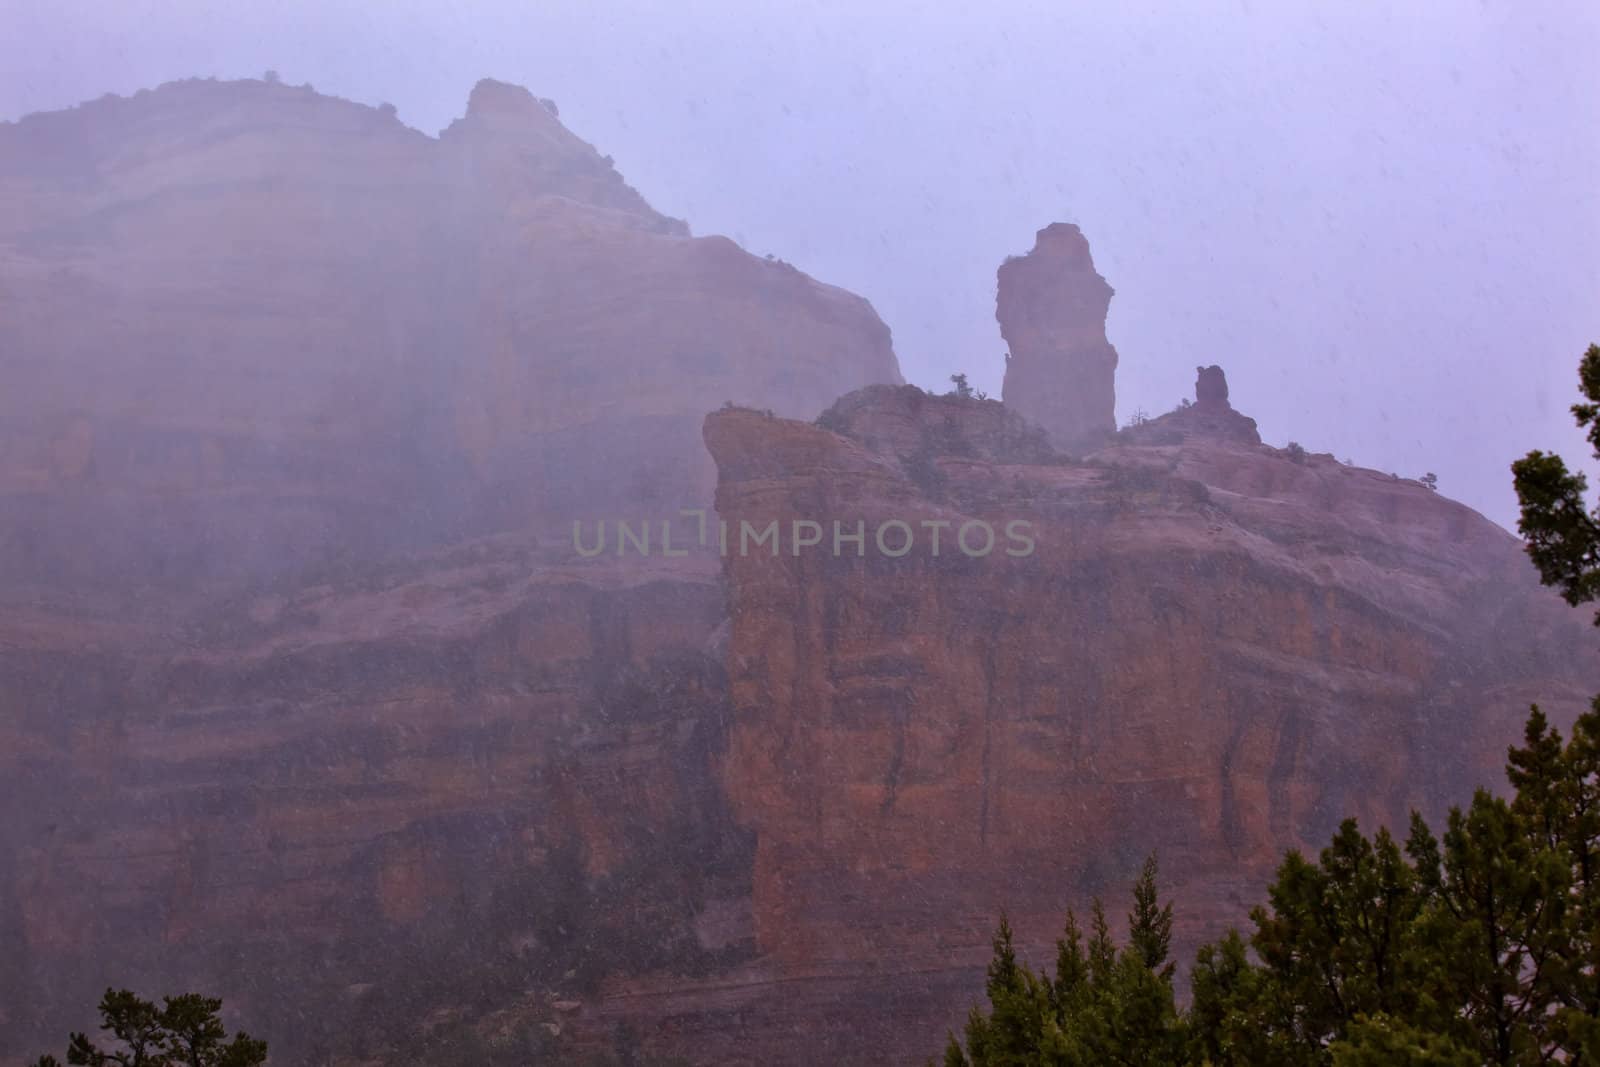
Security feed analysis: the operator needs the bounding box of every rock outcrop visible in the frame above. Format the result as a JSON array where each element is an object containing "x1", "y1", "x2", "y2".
[
  {"x1": 1195, "y1": 364, "x2": 1231, "y2": 408},
  {"x1": 1120, "y1": 363, "x2": 1262, "y2": 446},
  {"x1": 997, "y1": 223, "x2": 1119, "y2": 451}
]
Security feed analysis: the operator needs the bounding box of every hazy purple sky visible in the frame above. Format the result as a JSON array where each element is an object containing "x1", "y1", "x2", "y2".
[{"x1": 6, "y1": 1, "x2": 1598, "y2": 529}]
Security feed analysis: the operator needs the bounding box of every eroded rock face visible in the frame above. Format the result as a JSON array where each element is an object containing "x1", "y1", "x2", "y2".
[
  {"x1": 0, "y1": 542, "x2": 753, "y2": 1064},
  {"x1": 0, "y1": 77, "x2": 901, "y2": 592},
  {"x1": 697, "y1": 386, "x2": 1598, "y2": 1063},
  {"x1": 997, "y1": 223, "x2": 1119, "y2": 451},
  {"x1": 5, "y1": 372, "x2": 1597, "y2": 1066},
  {"x1": 0, "y1": 75, "x2": 899, "y2": 1065}
]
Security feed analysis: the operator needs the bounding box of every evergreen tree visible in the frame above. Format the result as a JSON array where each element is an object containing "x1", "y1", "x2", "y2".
[
  {"x1": 1511, "y1": 343, "x2": 1600, "y2": 620},
  {"x1": 938, "y1": 706, "x2": 1600, "y2": 1065},
  {"x1": 1328, "y1": 1014, "x2": 1475, "y2": 1067},
  {"x1": 940, "y1": 858, "x2": 1181, "y2": 1066},
  {"x1": 30, "y1": 988, "x2": 266, "y2": 1067},
  {"x1": 1187, "y1": 929, "x2": 1302, "y2": 1066},
  {"x1": 1128, "y1": 855, "x2": 1175, "y2": 982},
  {"x1": 1425, "y1": 789, "x2": 1567, "y2": 1062},
  {"x1": 1050, "y1": 909, "x2": 1089, "y2": 1015}
]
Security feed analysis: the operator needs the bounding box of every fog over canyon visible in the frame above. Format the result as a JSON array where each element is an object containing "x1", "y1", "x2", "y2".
[{"x1": 2, "y1": 5, "x2": 1598, "y2": 1065}]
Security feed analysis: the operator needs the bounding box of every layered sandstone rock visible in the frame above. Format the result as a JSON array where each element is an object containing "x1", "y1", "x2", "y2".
[
  {"x1": 0, "y1": 75, "x2": 897, "y2": 1065},
  {"x1": 0, "y1": 539, "x2": 752, "y2": 1064},
  {"x1": 997, "y1": 222, "x2": 1119, "y2": 451},
  {"x1": 694, "y1": 384, "x2": 1598, "y2": 1063},
  {"x1": 5, "y1": 320, "x2": 1596, "y2": 1065},
  {"x1": 0, "y1": 77, "x2": 900, "y2": 592}
]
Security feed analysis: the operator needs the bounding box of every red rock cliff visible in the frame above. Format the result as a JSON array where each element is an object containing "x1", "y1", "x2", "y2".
[
  {"x1": 0, "y1": 76, "x2": 900, "y2": 1065},
  {"x1": 2, "y1": 80, "x2": 1596, "y2": 1067},
  {"x1": 695, "y1": 380, "x2": 1598, "y2": 1062},
  {"x1": 0, "y1": 77, "x2": 901, "y2": 592}
]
